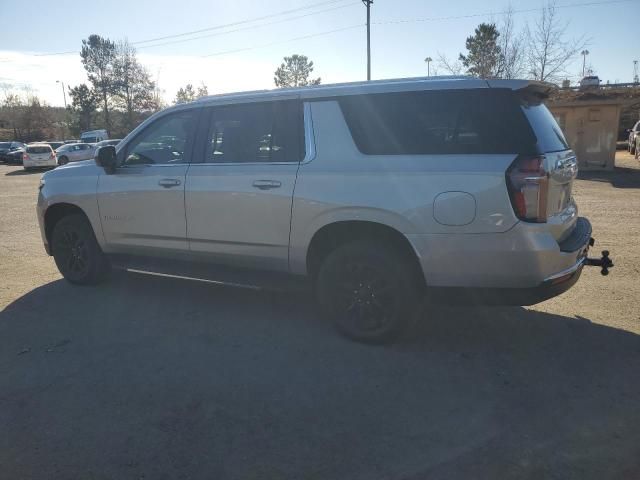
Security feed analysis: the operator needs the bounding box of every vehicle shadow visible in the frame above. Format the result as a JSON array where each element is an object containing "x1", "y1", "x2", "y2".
[
  {"x1": 1, "y1": 273, "x2": 639, "y2": 479},
  {"x1": 4, "y1": 169, "x2": 42, "y2": 176},
  {"x1": 578, "y1": 166, "x2": 640, "y2": 188}
]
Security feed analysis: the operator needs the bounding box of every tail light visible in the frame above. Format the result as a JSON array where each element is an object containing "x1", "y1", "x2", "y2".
[
  {"x1": 506, "y1": 155, "x2": 549, "y2": 223},
  {"x1": 22, "y1": 153, "x2": 29, "y2": 161},
  {"x1": 50, "y1": 152, "x2": 56, "y2": 160}
]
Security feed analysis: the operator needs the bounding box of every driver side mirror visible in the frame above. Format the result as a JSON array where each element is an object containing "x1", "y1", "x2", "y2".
[{"x1": 95, "y1": 145, "x2": 118, "y2": 174}]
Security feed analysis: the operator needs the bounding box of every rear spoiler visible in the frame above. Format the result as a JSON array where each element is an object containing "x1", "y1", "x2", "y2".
[{"x1": 485, "y1": 79, "x2": 558, "y2": 99}]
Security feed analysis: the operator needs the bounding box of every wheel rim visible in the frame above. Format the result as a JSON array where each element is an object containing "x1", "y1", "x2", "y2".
[
  {"x1": 333, "y1": 261, "x2": 397, "y2": 334},
  {"x1": 56, "y1": 229, "x2": 90, "y2": 278}
]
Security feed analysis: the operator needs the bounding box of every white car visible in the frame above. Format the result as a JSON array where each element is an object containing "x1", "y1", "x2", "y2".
[
  {"x1": 23, "y1": 144, "x2": 57, "y2": 171},
  {"x1": 37, "y1": 77, "x2": 613, "y2": 343},
  {"x1": 55, "y1": 143, "x2": 96, "y2": 165}
]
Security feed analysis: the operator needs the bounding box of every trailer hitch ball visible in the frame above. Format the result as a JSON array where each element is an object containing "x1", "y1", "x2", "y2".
[{"x1": 584, "y1": 250, "x2": 614, "y2": 276}]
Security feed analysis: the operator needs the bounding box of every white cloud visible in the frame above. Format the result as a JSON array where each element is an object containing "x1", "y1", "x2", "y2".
[{"x1": 0, "y1": 50, "x2": 277, "y2": 106}]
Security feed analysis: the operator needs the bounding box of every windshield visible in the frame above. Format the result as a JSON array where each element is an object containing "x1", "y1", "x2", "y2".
[
  {"x1": 0, "y1": 142, "x2": 11, "y2": 149},
  {"x1": 81, "y1": 137, "x2": 98, "y2": 143}
]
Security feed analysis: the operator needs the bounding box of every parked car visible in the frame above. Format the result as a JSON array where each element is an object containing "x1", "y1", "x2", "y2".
[
  {"x1": 0, "y1": 141, "x2": 26, "y2": 163},
  {"x1": 627, "y1": 120, "x2": 640, "y2": 155},
  {"x1": 80, "y1": 129, "x2": 108, "y2": 144},
  {"x1": 55, "y1": 143, "x2": 96, "y2": 165},
  {"x1": 95, "y1": 139, "x2": 122, "y2": 148},
  {"x1": 23, "y1": 144, "x2": 57, "y2": 171},
  {"x1": 64, "y1": 139, "x2": 80, "y2": 144},
  {"x1": 4, "y1": 145, "x2": 27, "y2": 165},
  {"x1": 37, "y1": 77, "x2": 613, "y2": 343}
]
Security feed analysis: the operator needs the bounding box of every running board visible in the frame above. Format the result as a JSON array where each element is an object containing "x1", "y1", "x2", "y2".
[{"x1": 109, "y1": 255, "x2": 310, "y2": 292}]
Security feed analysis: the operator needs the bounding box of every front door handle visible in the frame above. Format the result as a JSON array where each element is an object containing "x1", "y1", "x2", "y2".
[
  {"x1": 252, "y1": 179, "x2": 282, "y2": 190},
  {"x1": 158, "y1": 178, "x2": 182, "y2": 188}
]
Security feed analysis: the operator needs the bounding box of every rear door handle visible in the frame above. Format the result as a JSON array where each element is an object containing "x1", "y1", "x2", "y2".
[
  {"x1": 158, "y1": 178, "x2": 182, "y2": 188},
  {"x1": 252, "y1": 180, "x2": 282, "y2": 190}
]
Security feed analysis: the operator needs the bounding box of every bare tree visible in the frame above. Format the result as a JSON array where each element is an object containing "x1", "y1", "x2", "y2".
[
  {"x1": 436, "y1": 52, "x2": 464, "y2": 76},
  {"x1": 526, "y1": 1, "x2": 587, "y2": 83},
  {"x1": 497, "y1": 5, "x2": 526, "y2": 79}
]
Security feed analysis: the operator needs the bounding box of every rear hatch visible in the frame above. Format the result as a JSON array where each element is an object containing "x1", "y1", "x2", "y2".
[
  {"x1": 521, "y1": 91, "x2": 577, "y2": 241},
  {"x1": 26, "y1": 145, "x2": 54, "y2": 164},
  {"x1": 506, "y1": 85, "x2": 578, "y2": 242}
]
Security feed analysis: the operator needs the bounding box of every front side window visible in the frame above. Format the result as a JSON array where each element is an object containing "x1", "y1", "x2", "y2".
[
  {"x1": 124, "y1": 110, "x2": 197, "y2": 166},
  {"x1": 204, "y1": 100, "x2": 303, "y2": 164}
]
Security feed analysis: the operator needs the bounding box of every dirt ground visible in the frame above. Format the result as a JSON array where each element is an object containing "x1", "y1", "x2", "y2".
[{"x1": 0, "y1": 153, "x2": 639, "y2": 479}]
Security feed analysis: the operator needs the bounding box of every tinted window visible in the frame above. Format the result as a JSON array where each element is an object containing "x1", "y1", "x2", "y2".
[
  {"x1": 339, "y1": 90, "x2": 535, "y2": 155},
  {"x1": 520, "y1": 97, "x2": 569, "y2": 153},
  {"x1": 27, "y1": 146, "x2": 52, "y2": 154},
  {"x1": 125, "y1": 111, "x2": 197, "y2": 165},
  {"x1": 204, "y1": 100, "x2": 303, "y2": 163}
]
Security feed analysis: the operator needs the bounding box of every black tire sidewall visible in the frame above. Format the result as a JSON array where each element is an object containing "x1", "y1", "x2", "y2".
[
  {"x1": 51, "y1": 214, "x2": 107, "y2": 285},
  {"x1": 316, "y1": 241, "x2": 418, "y2": 344}
]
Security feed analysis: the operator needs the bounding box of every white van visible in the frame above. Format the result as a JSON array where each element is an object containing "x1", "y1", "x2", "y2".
[{"x1": 80, "y1": 129, "x2": 108, "y2": 144}]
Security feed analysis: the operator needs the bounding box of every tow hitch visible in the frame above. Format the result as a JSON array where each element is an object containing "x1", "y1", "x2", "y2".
[{"x1": 584, "y1": 238, "x2": 614, "y2": 275}]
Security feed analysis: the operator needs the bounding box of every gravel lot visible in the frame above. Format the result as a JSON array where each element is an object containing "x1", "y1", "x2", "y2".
[{"x1": 1, "y1": 154, "x2": 639, "y2": 479}]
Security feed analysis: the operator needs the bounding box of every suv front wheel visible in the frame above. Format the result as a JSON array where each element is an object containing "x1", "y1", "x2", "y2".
[
  {"x1": 316, "y1": 240, "x2": 419, "y2": 344},
  {"x1": 51, "y1": 214, "x2": 110, "y2": 285}
]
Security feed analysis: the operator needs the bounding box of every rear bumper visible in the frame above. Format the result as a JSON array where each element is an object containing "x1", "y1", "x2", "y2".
[
  {"x1": 24, "y1": 159, "x2": 57, "y2": 168},
  {"x1": 406, "y1": 217, "x2": 592, "y2": 290},
  {"x1": 429, "y1": 256, "x2": 585, "y2": 306}
]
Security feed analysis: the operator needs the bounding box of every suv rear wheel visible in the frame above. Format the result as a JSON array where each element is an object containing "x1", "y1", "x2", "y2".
[
  {"x1": 51, "y1": 214, "x2": 110, "y2": 285},
  {"x1": 316, "y1": 240, "x2": 419, "y2": 344}
]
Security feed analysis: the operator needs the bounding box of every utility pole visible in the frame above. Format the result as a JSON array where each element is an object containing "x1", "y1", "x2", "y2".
[
  {"x1": 362, "y1": 0, "x2": 373, "y2": 81},
  {"x1": 634, "y1": 60, "x2": 639, "y2": 84},
  {"x1": 56, "y1": 80, "x2": 67, "y2": 108},
  {"x1": 424, "y1": 57, "x2": 433, "y2": 77},
  {"x1": 581, "y1": 50, "x2": 589, "y2": 78},
  {"x1": 56, "y1": 80, "x2": 68, "y2": 141}
]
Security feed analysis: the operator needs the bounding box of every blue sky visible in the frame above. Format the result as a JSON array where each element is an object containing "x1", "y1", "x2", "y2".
[{"x1": 0, "y1": 0, "x2": 635, "y2": 106}]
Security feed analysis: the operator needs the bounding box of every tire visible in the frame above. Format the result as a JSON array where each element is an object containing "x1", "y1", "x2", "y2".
[
  {"x1": 58, "y1": 156, "x2": 69, "y2": 165},
  {"x1": 315, "y1": 240, "x2": 420, "y2": 344},
  {"x1": 51, "y1": 214, "x2": 110, "y2": 285}
]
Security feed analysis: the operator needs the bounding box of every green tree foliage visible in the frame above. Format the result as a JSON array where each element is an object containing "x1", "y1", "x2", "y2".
[
  {"x1": 68, "y1": 84, "x2": 98, "y2": 133},
  {"x1": 174, "y1": 83, "x2": 209, "y2": 104},
  {"x1": 81, "y1": 34, "x2": 117, "y2": 133},
  {"x1": 113, "y1": 40, "x2": 156, "y2": 131},
  {"x1": 458, "y1": 23, "x2": 503, "y2": 79},
  {"x1": 274, "y1": 55, "x2": 321, "y2": 88}
]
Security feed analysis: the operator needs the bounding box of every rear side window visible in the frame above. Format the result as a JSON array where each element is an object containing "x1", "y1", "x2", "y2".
[
  {"x1": 338, "y1": 89, "x2": 536, "y2": 155},
  {"x1": 27, "y1": 146, "x2": 52, "y2": 154},
  {"x1": 203, "y1": 100, "x2": 304, "y2": 163},
  {"x1": 519, "y1": 96, "x2": 569, "y2": 153}
]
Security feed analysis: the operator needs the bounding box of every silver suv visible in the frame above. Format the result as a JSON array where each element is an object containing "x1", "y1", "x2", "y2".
[{"x1": 37, "y1": 77, "x2": 612, "y2": 343}]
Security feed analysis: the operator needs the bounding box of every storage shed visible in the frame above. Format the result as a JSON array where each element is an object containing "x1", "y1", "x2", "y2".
[{"x1": 548, "y1": 99, "x2": 622, "y2": 171}]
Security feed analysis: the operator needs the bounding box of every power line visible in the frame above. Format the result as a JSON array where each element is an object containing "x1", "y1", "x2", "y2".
[
  {"x1": 372, "y1": 0, "x2": 634, "y2": 26},
  {"x1": 133, "y1": 0, "x2": 353, "y2": 46},
  {"x1": 33, "y1": 0, "x2": 354, "y2": 57},
  {"x1": 137, "y1": 2, "x2": 359, "y2": 51},
  {"x1": 26, "y1": 0, "x2": 632, "y2": 58},
  {"x1": 201, "y1": 24, "x2": 363, "y2": 58}
]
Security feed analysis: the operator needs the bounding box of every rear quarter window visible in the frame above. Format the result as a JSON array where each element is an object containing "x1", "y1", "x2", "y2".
[
  {"x1": 338, "y1": 89, "x2": 536, "y2": 155},
  {"x1": 519, "y1": 97, "x2": 569, "y2": 153}
]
